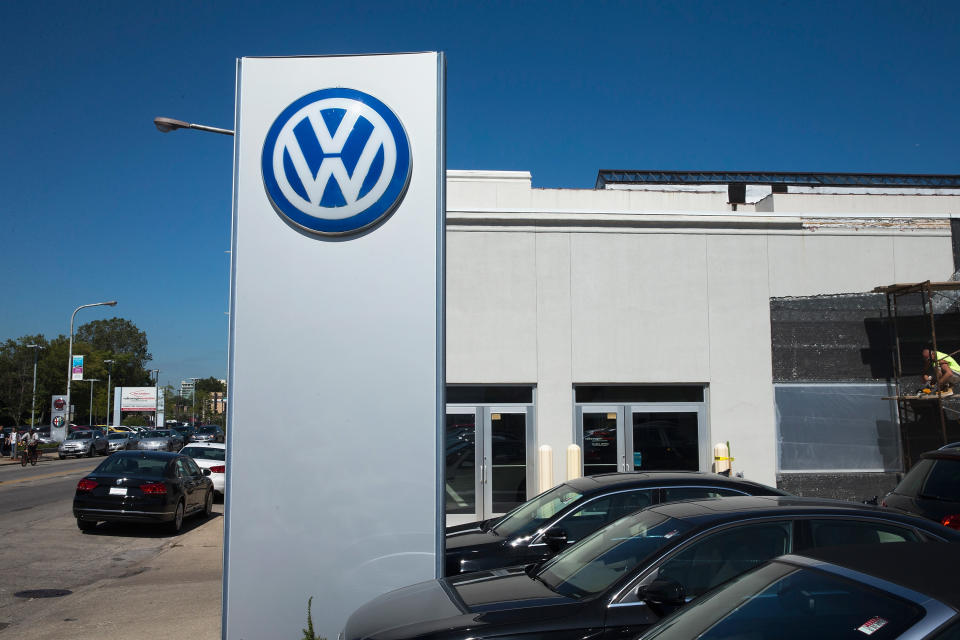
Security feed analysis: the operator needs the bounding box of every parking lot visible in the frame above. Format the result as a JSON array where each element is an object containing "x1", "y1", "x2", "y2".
[{"x1": 0, "y1": 455, "x2": 222, "y2": 638}]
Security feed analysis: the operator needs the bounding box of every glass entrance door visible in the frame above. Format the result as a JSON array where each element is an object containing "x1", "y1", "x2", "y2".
[
  {"x1": 579, "y1": 406, "x2": 624, "y2": 475},
  {"x1": 577, "y1": 402, "x2": 706, "y2": 475},
  {"x1": 630, "y1": 406, "x2": 703, "y2": 471},
  {"x1": 445, "y1": 406, "x2": 533, "y2": 524}
]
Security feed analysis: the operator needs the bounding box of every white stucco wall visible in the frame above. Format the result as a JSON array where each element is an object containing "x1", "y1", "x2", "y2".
[{"x1": 445, "y1": 171, "x2": 957, "y2": 488}]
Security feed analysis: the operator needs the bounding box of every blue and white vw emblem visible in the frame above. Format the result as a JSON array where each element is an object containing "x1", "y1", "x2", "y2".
[{"x1": 261, "y1": 88, "x2": 411, "y2": 235}]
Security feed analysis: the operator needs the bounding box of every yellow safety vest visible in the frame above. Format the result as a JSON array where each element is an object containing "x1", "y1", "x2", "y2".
[{"x1": 933, "y1": 351, "x2": 960, "y2": 374}]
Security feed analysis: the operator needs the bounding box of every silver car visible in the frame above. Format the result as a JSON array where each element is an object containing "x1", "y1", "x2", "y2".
[
  {"x1": 137, "y1": 429, "x2": 177, "y2": 451},
  {"x1": 58, "y1": 430, "x2": 109, "y2": 458},
  {"x1": 106, "y1": 432, "x2": 137, "y2": 452}
]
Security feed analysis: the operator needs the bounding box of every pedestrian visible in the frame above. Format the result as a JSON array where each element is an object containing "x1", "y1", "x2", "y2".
[
  {"x1": 921, "y1": 345, "x2": 960, "y2": 393},
  {"x1": 8, "y1": 427, "x2": 17, "y2": 460}
]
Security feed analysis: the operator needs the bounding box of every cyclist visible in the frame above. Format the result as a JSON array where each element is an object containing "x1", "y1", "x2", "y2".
[{"x1": 27, "y1": 428, "x2": 39, "y2": 462}]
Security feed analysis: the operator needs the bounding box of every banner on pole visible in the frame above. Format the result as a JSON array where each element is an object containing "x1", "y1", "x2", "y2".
[{"x1": 71, "y1": 355, "x2": 84, "y2": 381}]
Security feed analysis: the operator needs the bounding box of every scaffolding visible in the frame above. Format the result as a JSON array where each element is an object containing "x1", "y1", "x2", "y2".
[{"x1": 874, "y1": 281, "x2": 960, "y2": 468}]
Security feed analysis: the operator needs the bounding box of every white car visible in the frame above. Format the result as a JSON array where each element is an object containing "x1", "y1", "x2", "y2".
[{"x1": 179, "y1": 443, "x2": 226, "y2": 496}]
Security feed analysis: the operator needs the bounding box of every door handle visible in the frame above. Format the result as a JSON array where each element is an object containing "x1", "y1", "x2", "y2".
[{"x1": 481, "y1": 458, "x2": 487, "y2": 484}]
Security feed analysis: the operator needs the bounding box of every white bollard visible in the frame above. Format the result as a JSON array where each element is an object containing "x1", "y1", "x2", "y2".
[
  {"x1": 713, "y1": 442, "x2": 732, "y2": 475},
  {"x1": 538, "y1": 445, "x2": 554, "y2": 493},
  {"x1": 566, "y1": 444, "x2": 582, "y2": 481}
]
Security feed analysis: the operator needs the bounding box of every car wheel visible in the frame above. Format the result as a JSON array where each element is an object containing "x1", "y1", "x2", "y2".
[
  {"x1": 85, "y1": 445, "x2": 93, "y2": 458},
  {"x1": 58, "y1": 453, "x2": 65, "y2": 460},
  {"x1": 77, "y1": 518, "x2": 96, "y2": 532},
  {"x1": 168, "y1": 501, "x2": 185, "y2": 534},
  {"x1": 203, "y1": 490, "x2": 214, "y2": 518}
]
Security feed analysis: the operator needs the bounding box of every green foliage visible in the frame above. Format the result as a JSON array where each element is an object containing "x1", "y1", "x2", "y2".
[
  {"x1": 0, "y1": 318, "x2": 154, "y2": 427},
  {"x1": 195, "y1": 376, "x2": 226, "y2": 393},
  {"x1": 122, "y1": 414, "x2": 149, "y2": 427},
  {"x1": 301, "y1": 597, "x2": 326, "y2": 640}
]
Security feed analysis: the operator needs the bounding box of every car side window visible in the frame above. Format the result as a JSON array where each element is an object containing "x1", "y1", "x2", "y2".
[
  {"x1": 662, "y1": 487, "x2": 745, "y2": 502},
  {"x1": 175, "y1": 458, "x2": 191, "y2": 478},
  {"x1": 808, "y1": 519, "x2": 921, "y2": 547},
  {"x1": 561, "y1": 490, "x2": 655, "y2": 542},
  {"x1": 656, "y1": 521, "x2": 792, "y2": 599},
  {"x1": 185, "y1": 458, "x2": 202, "y2": 476}
]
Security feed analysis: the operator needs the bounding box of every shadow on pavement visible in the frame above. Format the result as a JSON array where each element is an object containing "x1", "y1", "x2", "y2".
[{"x1": 79, "y1": 511, "x2": 222, "y2": 539}]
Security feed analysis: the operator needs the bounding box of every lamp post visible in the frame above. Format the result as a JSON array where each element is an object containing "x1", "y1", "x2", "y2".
[
  {"x1": 190, "y1": 377, "x2": 200, "y2": 426},
  {"x1": 66, "y1": 301, "x2": 117, "y2": 432},
  {"x1": 103, "y1": 359, "x2": 114, "y2": 427},
  {"x1": 85, "y1": 379, "x2": 100, "y2": 425},
  {"x1": 153, "y1": 117, "x2": 233, "y2": 136},
  {"x1": 26, "y1": 344, "x2": 43, "y2": 427},
  {"x1": 151, "y1": 369, "x2": 161, "y2": 427}
]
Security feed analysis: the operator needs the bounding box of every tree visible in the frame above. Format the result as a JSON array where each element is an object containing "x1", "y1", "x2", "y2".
[
  {"x1": 195, "y1": 377, "x2": 226, "y2": 393},
  {"x1": 75, "y1": 318, "x2": 152, "y2": 387}
]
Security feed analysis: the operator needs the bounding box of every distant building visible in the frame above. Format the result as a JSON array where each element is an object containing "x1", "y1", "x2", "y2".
[{"x1": 179, "y1": 379, "x2": 195, "y2": 400}]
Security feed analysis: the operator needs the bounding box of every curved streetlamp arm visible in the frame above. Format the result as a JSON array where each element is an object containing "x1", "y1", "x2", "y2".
[{"x1": 154, "y1": 117, "x2": 234, "y2": 136}]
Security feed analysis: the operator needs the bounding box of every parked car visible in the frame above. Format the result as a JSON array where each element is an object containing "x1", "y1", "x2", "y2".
[
  {"x1": 73, "y1": 451, "x2": 214, "y2": 533},
  {"x1": 344, "y1": 496, "x2": 960, "y2": 640},
  {"x1": 106, "y1": 431, "x2": 137, "y2": 452},
  {"x1": 445, "y1": 471, "x2": 788, "y2": 575},
  {"x1": 172, "y1": 425, "x2": 195, "y2": 444},
  {"x1": 58, "y1": 430, "x2": 109, "y2": 458},
  {"x1": 639, "y1": 542, "x2": 960, "y2": 640},
  {"x1": 180, "y1": 443, "x2": 226, "y2": 496},
  {"x1": 36, "y1": 427, "x2": 56, "y2": 445},
  {"x1": 190, "y1": 425, "x2": 225, "y2": 444},
  {"x1": 882, "y1": 444, "x2": 960, "y2": 529},
  {"x1": 137, "y1": 429, "x2": 180, "y2": 452}
]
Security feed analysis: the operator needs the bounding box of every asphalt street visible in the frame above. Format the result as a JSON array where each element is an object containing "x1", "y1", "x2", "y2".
[{"x1": 0, "y1": 454, "x2": 222, "y2": 635}]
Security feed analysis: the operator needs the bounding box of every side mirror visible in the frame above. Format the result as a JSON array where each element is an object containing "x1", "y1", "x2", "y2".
[
  {"x1": 637, "y1": 579, "x2": 686, "y2": 617},
  {"x1": 202, "y1": 468, "x2": 212, "y2": 477},
  {"x1": 542, "y1": 526, "x2": 568, "y2": 552}
]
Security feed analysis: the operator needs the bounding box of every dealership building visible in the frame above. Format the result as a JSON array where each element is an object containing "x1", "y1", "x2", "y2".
[{"x1": 442, "y1": 169, "x2": 960, "y2": 524}]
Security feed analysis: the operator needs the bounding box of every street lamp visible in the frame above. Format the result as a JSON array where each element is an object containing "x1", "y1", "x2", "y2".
[
  {"x1": 84, "y1": 379, "x2": 100, "y2": 424},
  {"x1": 153, "y1": 117, "x2": 234, "y2": 136},
  {"x1": 103, "y1": 359, "x2": 114, "y2": 427},
  {"x1": 191, "y1": 377, "x2": 200, "y2": 426},
  {"x1": 26, "y1": 344, "x2": 43, "y2": 427},
  {"x1": 151, "y1": 369, "x2": 160, "y2": 427},
  {"x1": 65, "y1": 301, "x2": 117, "y2": 434}
]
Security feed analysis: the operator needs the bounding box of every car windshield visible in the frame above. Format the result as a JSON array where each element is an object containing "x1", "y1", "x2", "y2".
[
  {"x1": 198, "y1": 426, "x2": 219, "y2": 434},
  {"x1": 491, "y1": 484, "x2": 584, "y2": 538},
  {"x1": 95, "y1": 456, "x2": 169, "y2": 478},
  {"x1": 143, "y1": 431, "x2": 168, "y2": 438},
  {"x1": 537, "y1": 511, "x2": 692, "y2": 598},
  {"x1": 68, "y1": 432, "x2": 92, "y2": 440},
  {"x1": 107, "y1": 433, "x2": 127, "y2": 440},
  {"x1": 643, "y1": 562, "x2": 924, "y2": 640},
  {"x1": 181, "y1": 446, "x2": 225, "y2": 461}
]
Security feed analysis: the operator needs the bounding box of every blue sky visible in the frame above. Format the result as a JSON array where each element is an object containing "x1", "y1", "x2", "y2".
[{"x1": 2, "y1": 0, "x2": 958, "y2": 387}]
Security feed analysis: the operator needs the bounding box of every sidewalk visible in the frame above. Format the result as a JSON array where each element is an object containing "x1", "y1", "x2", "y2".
[{"x1": 11, "y1": 509, "x2": 223, "y2": 640}]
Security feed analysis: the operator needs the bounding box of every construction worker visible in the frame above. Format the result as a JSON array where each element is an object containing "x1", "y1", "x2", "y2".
[{"x1": 921, "y1": 346, "x2": 960, "y2": 391}]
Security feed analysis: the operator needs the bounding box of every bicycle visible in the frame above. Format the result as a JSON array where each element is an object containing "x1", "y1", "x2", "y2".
[{"x1": 20, "y1": 444, "x2": 38, "y2": 467}]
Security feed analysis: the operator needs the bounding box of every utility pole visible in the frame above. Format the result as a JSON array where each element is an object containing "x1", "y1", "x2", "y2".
[
  {"x1": 103, "y1": 359, "x2": 114, "y2": 427},
  {"x1": 26, "y1": 344, "x2": 43, "y2": 427}
]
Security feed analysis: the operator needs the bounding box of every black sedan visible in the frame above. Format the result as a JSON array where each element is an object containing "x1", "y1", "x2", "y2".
[
  {"x1": 73, "y1": 451, "x2": 215, "y2": 533},
  {"x1": 882, "y1": 444, "x2": 960, "y2": 529},
  {"x1": 640, "y1": 542, "x2": 960, "y2": 640},
  {"x1": 445, "y1": 471, "x2": 787, "y2": 575},
  {"x1": 345, "y1": 496, "x2": 960, "y2": 640}
]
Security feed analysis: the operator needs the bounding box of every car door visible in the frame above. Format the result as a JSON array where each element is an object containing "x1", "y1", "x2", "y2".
[
  {"x1": 602, "y1": 519, "x2": 795, "y2": 639},
  {"x1": 176, "y1": 457, "x2": 200, "y2": 511}
]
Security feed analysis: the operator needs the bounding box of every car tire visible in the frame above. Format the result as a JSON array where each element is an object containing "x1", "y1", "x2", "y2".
[
  {"x1": 203, "y1": 490, "x2": 214, "y2": 518},
  {"x1": 58, "y1": 453, "x2": 65, "y2": 460},
  {"x1": 168, "y1": 501, "x2": 185, "y2": 534},
  {"x1": 85, "y1": 446, "x2": 93, "y2": 458},
  {"x1": 77, "y1": 518, "x2": 96, "y2": 532}
]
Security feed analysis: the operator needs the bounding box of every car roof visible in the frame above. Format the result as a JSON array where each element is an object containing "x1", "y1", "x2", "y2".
[
  {"x1": 110, "y1": 450, "x2": 179, "y2": 460},
  {"x1": 183, "y1": 442, "x2": 225, "y2": 449},
  {"x1": 923, "y1": 445, "x2": 960, "y2": 461},
  {"x1": 640, "y1": 495, "x2": 960, "y2": 534},
  {"x1": 564, "y1": 472, "x2": 786, "y2": 495},
  {"x1": 793, "y1": 542, "x2": 960, "y2": 608}
]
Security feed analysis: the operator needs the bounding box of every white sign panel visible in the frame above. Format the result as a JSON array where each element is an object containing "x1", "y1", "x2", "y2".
[
  {"x1": 224, "y1": 53, "x2": 445, "y2": 640},
  {"x1": 120, "y1": 387, "x2": 157, "y2": 411}
]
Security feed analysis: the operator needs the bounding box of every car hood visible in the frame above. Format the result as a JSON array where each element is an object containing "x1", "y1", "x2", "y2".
[
  {"x1": 346, "y1": 570, "x2": 578, "y2": 640},
  {"x1": 140, "y1": 438, "x2": 169, "y2": 443},
  {"x1": 445, "y1": 526, "x2": 503, "y2": 552}
]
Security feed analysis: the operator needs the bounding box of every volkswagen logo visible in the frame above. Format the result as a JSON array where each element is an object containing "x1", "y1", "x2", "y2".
[{"x1": 261, "y1": 88, "x2": 411, "y2": 236}]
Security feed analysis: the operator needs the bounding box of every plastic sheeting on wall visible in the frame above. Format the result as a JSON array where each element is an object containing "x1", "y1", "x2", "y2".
[{"x1": 775, "y1": 383, "x2": 900, "y2": 472}]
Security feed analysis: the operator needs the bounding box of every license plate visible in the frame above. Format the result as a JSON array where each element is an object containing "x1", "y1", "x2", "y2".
[{"x1": 109, "y1": 487, "x2": 127, "y2": 496}]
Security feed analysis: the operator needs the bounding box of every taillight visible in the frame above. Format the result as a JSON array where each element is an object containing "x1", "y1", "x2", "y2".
[
  {"x1": 76, "y1": 478, "x2": 97, "y2": 493},
  {"x1": 210, "y1": 465, "x2": 225, "y2": 473},
  {"x1": 942, "y1": 514, "x2": 960, "y2": 530},
  {"x1": 140, "y1": 482, "x2": 168, "y2": 495}
]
